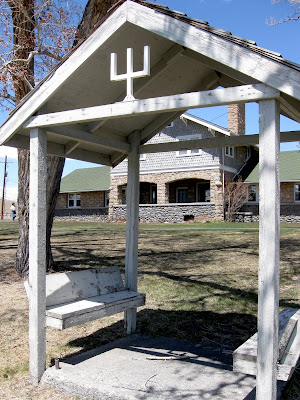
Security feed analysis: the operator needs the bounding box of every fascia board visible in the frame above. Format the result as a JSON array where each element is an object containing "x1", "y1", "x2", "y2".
[
  {"x1": 127, "y1": 1, "x2": 300, "y2": 102},
  {"x1": 181, "y1": 113, "x2": 231, "y2": 136},
  {"x1": 0, "y1": 2, "x2": 128, "y2": 146}
]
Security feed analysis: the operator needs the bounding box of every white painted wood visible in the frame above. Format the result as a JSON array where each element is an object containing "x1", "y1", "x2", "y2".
[
  {"x1": 4, "y1": 134, "x2": 112, "y2": 165},
  {"x1": 141, "y1": 130, "x2": 300, "y2": 153},
  {"x1": 45, "y1": 266, "x2": 125, "y2": 307},
  {"x1": 28, "y1": 128, "x2": 47, "y2": 385},
  {"x1": 257, "y1": 99, "x2": 280, "y2": 400},
  {"x1": 47, "y1": 291, "x2": 145, "y2": 320},
  {"x1": 65, "y1": 140, "x2": 80, "y2": 155},
  {"x1": 127, "y1": 1, "x2": 300, "y2": 101},
  {"x1": 24, "y1": 84, "x2": 280, "y2": 129},
  {"x1": 87, "y1": 44, "x2": 184, "y2": 134},
  {"x1": 46, "y1": 293, "x2": 145, "y2": 330},
  {"x1": 0, "y1": 4, "x2": 127, "y2": 145},
  {"x1": 233, "y1": 308, "x2": 300, "y2": 381},
  {"x1": 111, "y1": 46, "x2": 150, "y2": 101},
  {"x1": 48, "y1": 125, "x2": 130, "y2": 153},
  {"x1": 26, "y1": 266, "x2": 146, "y2": 330},
  {"x1": 125, "y1": 131, "x2": 141, "y2": 334}
]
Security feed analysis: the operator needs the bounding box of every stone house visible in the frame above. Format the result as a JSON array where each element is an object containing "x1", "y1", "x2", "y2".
[
  {"x1": 56, "y1": 165, "x2": 110, "y2": 219},
  {"x1": 241, "y1": 150, "x2": 300, "y2": 222},
  {"x1": 110, "y1": 106, "x2": 255, "y2": 222}
]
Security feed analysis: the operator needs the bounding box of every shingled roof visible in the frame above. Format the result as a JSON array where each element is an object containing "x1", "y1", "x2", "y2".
[
  {"x1": 245, "y1": 150, "x2": 300, "y2": 183},
  {"x1": 0, "y1": 0, "x2": 299, "y2": 167},
  {"x1": 94, "y1": 0, "x2": 300, "y2": 72},
  {"x1": 60, "y1": 166, "x2": 111, "y2": 193}
]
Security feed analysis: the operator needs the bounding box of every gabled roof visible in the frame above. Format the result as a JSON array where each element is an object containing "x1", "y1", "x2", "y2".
[
  {"x1": 60, "y1": 166, "x2": 110, "y2": 193},
  {"x1": 180, "y1": 113, "x2": 232, "y2": 136},
  {"x1": 0, "y1": 0, "x2": 299, "y2": 167},
  {"x1": 245, "y1": 151, "x2": 300, "y2": 183}
]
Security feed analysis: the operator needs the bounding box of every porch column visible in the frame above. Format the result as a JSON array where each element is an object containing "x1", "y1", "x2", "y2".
[
  {"x1": 257, "y1": 99, "x2": 280, "y2": 400},
  {"x1": 29, "y1": 128, "x2": 47, "y2": 385},
  {"x1": 124, "y1": 131, "x2": 140, "y2": 334},
  {"x1": 157, "y1": 181, "x2": 169, "y2": 204}
]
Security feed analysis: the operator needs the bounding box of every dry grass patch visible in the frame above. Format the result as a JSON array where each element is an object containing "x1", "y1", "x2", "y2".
[{"x1": 0, "y1": 221, "x2": 299, "y2": 399}]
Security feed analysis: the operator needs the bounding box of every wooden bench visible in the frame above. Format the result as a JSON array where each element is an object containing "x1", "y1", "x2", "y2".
[
  {"x1": 233, "y1": 307, "x2": 300, "y2": 381},
  {"x1": 25, "y1": 266, "x2": 145, "y2": 330}
]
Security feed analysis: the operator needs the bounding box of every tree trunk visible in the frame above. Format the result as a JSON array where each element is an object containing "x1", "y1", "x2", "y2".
[
  {"x1": 15, "y1": 0, "x2": 120, "y2": 278},
  {"x1": 11, "y1": 0, "x2": 66, "y2": 278},
  {"x1": 15, "y1": 151, "x2": 65, "y2": 278}
]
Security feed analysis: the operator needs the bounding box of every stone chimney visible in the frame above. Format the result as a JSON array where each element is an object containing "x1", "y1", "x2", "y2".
[{"x1": 228, "y1": 104, "x2": 245, "y2": 135}]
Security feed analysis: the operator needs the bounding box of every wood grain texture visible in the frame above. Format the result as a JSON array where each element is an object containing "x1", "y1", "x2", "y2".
[{"x1": 24, "y1": 84, "x2": 280, "y2": 129}]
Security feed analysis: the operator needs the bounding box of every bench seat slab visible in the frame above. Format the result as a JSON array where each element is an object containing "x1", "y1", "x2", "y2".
[{"x1": 46, "y1": 291, "x2": 145, "y2": 330}]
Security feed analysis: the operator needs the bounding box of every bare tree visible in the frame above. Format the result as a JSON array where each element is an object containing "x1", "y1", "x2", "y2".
[
  {"x1": 224, "y1": 178, "x2": 250, "y2": 222},
  {"x1": 0, "y1": 0, "x2": 82, "y2": 277},
  {"x1": 269, "y1": 0, "x2": 300, "y2": 24}
]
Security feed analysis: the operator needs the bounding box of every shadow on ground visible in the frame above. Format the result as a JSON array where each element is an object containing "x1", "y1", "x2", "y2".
[{"x1": 63, "y1": 309, "x2": 257, "y2": 365}]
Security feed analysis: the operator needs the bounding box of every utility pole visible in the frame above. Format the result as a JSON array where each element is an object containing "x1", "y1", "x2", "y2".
[{"x1": 1, "y1": 155, "x2": 7, "y2": 220}]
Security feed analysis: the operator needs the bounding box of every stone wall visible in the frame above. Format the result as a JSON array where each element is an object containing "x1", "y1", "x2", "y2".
[
  {"x1": 55, "y1": 207, "x2": 108, "y2": 221},
  {"x1": 238, "y1": 203, "x2": 300, "y2": 223},
  {"x1": 110, "y1": 169, "x2": 224, "y2": 220},
  {"x1": 112, "y1": 203, "x2": 216, "y2": 223}
]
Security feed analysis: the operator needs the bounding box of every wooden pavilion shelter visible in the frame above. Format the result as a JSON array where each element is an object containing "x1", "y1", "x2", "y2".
[{"x1": 0, "y1": 1, "x2": 299, "y2": 398}]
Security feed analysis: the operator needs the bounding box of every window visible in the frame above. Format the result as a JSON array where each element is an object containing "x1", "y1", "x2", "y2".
[
  {"x1": 225, "y1": 146, "x2": 234, "y2": 158},
  {"x1": 177, "y1": 149, "x2": 201, "y2": 156},
  {"x1": 166, "y1": 122, "x2": 174, "y2": 128},
  {"x1": 150, "y1": 185, "x2": 157, "y2": 204},
  {"x1": 176, "y1": 135, "x2": 202, "y2": 156},
  {"x1": 140, "y1": 154, "x2": 146, "y2": 160},
  {"x1": 176, "y1": 187, "x2": 188, "y2": 203},
  {"x1": 68, "y1": 193, "x2": 81, "y2": 208},
  {"x1": 248, "y1": 185, "x2": 258, "y2": 203},
  {"x1": 294, "y1": 184, "x2": 300, "y2": 202},
  {"x1": 246, "y1": 146, "x2": 251, "y2": 160},
  {"x1": 197, "y1": 182, "x2": 210, "y2": 202},
  {"x1": 105, "y1": 191, "x2": 109, "y2": 207}
]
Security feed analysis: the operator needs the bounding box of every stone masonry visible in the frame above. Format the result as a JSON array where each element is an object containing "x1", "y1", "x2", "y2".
[{"x1": 110, "y1": 169, "x2": 224, "y2": 221}]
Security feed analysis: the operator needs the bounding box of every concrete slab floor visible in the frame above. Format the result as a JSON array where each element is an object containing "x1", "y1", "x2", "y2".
[{"x1": 41, "y1": 335, "x2": 285, "y2": 400}]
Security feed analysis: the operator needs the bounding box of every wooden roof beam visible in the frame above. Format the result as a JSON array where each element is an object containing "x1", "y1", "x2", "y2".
[
  {"x1": 140, "y1": 130, "x2": 300, "y2": 154},
  {"x1": 65, "y1": 140, "x2": 80, "y2": 155},
  {"x1": 24, "y1": 84, "x2": 280, "y2": 129},
  {"x1": 47, "y1": 125, "x2": 130, "y2": 153},
  {"x1": 4, "y1": 134, "x2": 112, "y2": 165}
]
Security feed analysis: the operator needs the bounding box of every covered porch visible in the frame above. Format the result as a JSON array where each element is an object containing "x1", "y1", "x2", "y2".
[{"x1": 0, "y1": 1, "x2": 299, "y2": 399}]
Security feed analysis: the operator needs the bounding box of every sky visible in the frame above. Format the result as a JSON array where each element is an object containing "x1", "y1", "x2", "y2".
[{"x1": 0, "y1": 0, "x2": 299, "y2": 199}]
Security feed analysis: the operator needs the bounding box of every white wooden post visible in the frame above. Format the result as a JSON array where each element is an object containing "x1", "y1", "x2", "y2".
[
  {"x1": 29, "y1": 128, "x2": 47, "y2": 385},
  {"x1": 124, "y1": 131, "x2": 140, "y2": 334},
  {"x1": 257, "y1": 99, "x2": 280, "y2": 400}
]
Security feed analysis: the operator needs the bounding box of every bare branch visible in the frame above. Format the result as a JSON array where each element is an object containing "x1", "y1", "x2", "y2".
[{"x1": 269, "y1": 0, "x2": 300, "y2": 24}]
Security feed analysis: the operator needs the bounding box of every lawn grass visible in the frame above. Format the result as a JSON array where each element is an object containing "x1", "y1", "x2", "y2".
[{"x1": 0, "y1": 220, "x2": 299, "y2": 399}]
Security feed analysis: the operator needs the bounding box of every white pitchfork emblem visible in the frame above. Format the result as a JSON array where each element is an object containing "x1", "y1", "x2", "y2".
[{"x1": 110, "y1": 46, "x2": 150, "y2": 101}]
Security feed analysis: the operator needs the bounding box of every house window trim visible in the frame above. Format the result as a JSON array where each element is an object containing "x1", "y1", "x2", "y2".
[
  {"x1": 176, "y1": 149, "x2": 201, "y2": 157},
  {"x1": 176, "y1": 134, "x2": 202, "y2": 157},
  {"x1": 105, "y1": 191, "x2": 109, "y2": 207},
  {"x1": 68, "y1": 193, "x2": 81, "y2": 208},
  {"x1": 248, "y1": 184, "x2": 259, "y2": 203},
  {"x1": 294, "y1": 183, "x2": 300, "y2": 203},
  {"x1": 225, "y1": 146, "x2": 235, "y2": 158},
  {"x1": 176, "y1": 186, "x2": 189, "y2": 203},
  {"x1": 196, "y1": 182, "x2": 211, "y2": 203}
]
